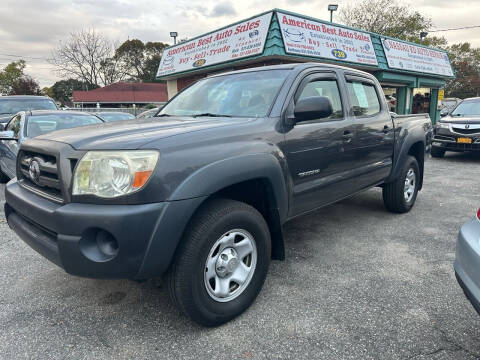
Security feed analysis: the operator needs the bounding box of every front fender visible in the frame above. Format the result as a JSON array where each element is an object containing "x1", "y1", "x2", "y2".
[{"x1": 168, "y1": 153, "x2": 289, "y2": 221}]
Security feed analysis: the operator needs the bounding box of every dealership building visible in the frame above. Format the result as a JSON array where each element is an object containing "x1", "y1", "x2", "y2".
[{"x1": 156, "y1": 9, "x2": 454, "y2": 123}]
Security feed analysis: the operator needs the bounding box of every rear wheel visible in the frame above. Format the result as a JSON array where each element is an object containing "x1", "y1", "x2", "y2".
[
  {"x1": 382, "y1": 156, "x2": 420, "y2": 213},
  {"x1": 166, "y1": 199, "x2": 271, "y2": 326},
  {"x1": 430, "y1": 146, "x2": 445, "y2": 158}
]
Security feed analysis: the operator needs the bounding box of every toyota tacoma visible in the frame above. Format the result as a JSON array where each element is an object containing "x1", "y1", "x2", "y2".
[{"x1": 4, "y1": 63, "x2": 431, "y2": 326}]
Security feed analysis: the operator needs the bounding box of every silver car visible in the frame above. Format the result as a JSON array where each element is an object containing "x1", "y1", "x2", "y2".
[{"x1": 455, "y1": 208, "x2": 480, "y2": 314}]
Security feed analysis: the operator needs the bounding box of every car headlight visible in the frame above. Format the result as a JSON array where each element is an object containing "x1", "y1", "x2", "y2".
[
  {"x1": 436, "y1": 122, "x2": 449, "y2": 129},
  {"x1": 72, "y1": 150, "x2": 159, "y2": 198}
]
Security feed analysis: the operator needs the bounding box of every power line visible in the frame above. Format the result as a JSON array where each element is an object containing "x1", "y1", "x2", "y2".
[
  {"x1": 0, "y1": 53, "x2": 51, "y2": 61},
  {"x1": 430, "y1": 25, "x2": 480, "y2": 32}
]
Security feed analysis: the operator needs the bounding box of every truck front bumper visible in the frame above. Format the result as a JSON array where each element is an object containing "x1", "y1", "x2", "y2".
[{"x1": 5, "y1": 180, "x2": 205, "y2": 279}]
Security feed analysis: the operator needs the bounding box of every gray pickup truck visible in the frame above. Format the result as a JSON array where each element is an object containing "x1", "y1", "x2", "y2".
[{"x1": 4, "y1": 63, "x2": 431, "y2": 326}]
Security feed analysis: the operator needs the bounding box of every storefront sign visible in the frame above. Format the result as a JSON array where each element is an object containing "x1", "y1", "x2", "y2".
[
  {"x1": 438, "y1": 89, "x2": 445, "y2": 101},
  {"x1": 381, "y1": 38, "x2": 453, "y2": 76},
  {"x1": 156, "y1": 12, "x2": 273, "y2": 77},
  {"x1": 276, "y1": 12, "x2": 378, "y2": 66}
]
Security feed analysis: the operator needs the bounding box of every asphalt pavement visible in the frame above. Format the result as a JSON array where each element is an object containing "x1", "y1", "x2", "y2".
[{"x1": 1, "y1": 152, "x2": 479, "y2": 359}]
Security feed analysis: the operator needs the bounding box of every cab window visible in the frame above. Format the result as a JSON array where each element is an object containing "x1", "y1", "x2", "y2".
[
  {"x1": 297, "y1": 79, "x2": 343, "y2": 119},
  {"x1": 346, "y1": 81, "x2": 381, "y2": 117}
]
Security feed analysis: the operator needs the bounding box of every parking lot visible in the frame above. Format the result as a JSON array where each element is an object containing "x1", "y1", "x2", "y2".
[{"x1": 0, "y1": 152, "x2": 479, "y2": 360}]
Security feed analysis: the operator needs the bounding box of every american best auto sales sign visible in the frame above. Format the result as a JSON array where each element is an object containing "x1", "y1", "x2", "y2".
[
  {"x1": 277, "y1": 12, "x2": 378, "y2": 66},
  {"x1": 156, "y1": 12, "x2": 273, "y2": 77},
  {"x1": 381, "y1": 38, "x2": 453, "y2": 76}
]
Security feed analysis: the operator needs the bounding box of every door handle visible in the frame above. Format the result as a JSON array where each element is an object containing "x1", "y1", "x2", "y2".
[{"x1": 342, "y1": 131, "x2": 353, "y2": 142}]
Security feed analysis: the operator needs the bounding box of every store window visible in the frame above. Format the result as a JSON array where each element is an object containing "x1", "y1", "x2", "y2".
[
  {"x1": 382, "y1": 87, "x2": 398, "y2": 113},
  {"x1": 412, "y1": 88, "x2": 431, "y2": 114}
]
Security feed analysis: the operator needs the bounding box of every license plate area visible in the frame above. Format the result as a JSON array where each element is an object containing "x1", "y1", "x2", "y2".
[{"x1": 457, "y1": 137, "x2": 472, "y2": 144}]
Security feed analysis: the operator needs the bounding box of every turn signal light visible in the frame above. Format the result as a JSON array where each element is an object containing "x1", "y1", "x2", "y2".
[{"x1": 133, "y1": 170, "x2": 153, "y2": 188}]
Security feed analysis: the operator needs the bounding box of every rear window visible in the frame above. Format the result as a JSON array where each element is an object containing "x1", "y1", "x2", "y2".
[
  {"x1": 26, "y1": 113, "x2": 102, "y2": 138},
  {"x1": 346, "y1": 81, "x2": 381, "y2": 117},
  {"x1": 0, "y1": 98, "x2": 57, "y2": 115}
]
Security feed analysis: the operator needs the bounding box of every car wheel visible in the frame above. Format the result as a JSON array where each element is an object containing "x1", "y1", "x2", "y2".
[
  {"x1": 430, "y1": 146, "x2": 445, "y2": 158},
  {"x1": 166, "y1": 198, "x2": 271, "y2": 326},
  {"x1": 382, "y1": 156, "x2": 420, "y2": 213}
]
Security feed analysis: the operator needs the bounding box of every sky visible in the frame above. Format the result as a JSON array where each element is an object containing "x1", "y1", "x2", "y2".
[{"x1": 0, "y1": 0, "x2": 479, "y2": 87}]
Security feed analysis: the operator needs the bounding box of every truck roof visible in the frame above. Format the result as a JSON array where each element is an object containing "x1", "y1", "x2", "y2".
[{"x1": 206, "y1": 62, "x2": 374, "y2": 79}]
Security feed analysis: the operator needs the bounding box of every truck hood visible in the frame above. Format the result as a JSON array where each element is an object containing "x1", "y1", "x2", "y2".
[
  {"x1": 441, "y1": 115, "x2": 480, "y2": 124},
  {"x1": 35, "y1": 116, "x2": 246, "y2": 150}
]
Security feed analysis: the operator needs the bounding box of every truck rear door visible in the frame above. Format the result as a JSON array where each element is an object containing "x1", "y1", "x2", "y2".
[{"x1": 344, "y1": 75, "x2": 394, "y2": 189}]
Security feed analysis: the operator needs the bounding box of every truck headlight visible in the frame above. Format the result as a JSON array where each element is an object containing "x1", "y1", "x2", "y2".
[
  {"x1": 436, "y1": 122, "x2": 449, "y2": 129},
  {"x1": 72, "y1": 150, "x2": 159, "y2": 198}
]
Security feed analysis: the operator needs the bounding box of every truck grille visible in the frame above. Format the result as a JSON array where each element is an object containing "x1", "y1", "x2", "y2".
[
  {"x1": 451, "y1": 127, "x2": 480, "y2": 135},
  {"x1": 18, "y1": 150, "x2": 64, "y2": 203}
]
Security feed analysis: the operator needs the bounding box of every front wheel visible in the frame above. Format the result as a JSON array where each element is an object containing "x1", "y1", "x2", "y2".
[
  {"x1": 382, "y1": 156, "x2": 420, "y2": 213},
  {"x1": 166, "y1": 199, "x2": 271, "y2": 326}
]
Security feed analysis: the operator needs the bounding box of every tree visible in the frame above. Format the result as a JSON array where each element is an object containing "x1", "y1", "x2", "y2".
[
  {"x1": 41, "y1": 87, "x2": 54, "y2": 98},
  {"x1": 115, "y1": 39, "x2": 168, "y2": 82},
  {"x1": 338, "y1": 0, "x2": 447, "y2": 47},
  {"x1": 50, "y1": 29, "x2": 123, "y2": 87},
  {"x1": 445, "y1": 43, "x2": 480, "y2": 98},
  {"x1": 0, "y1": 60, "x2": 26, "y2": 95},
  {"x1": 51, "y1": 78, "x2": 97, "y2": 105},
  {"x1": 9, "y1": 76, "x2": 41, "y2": 95}
]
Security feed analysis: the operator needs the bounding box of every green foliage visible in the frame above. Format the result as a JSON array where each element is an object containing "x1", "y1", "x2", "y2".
[
  {"x1": 0, "y1": 60, "x2": 26, "y2": 95},
  {"x1": 51, "y1": 78, "x2": 98, "y2": 105},
  {"x1": 338, "y1": 0, "x2": 447, "y2": 47},
  {"x1": 115, "y1": 39, "x2": 169, "y2": 82},
  {"x1": 445, "y1": 43, "x2": 480, "y2": 98},
  {"x1": 9, "y1": 76, "x2": 41, "y2": 95}
]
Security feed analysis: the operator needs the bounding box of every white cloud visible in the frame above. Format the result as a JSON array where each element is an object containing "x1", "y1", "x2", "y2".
[{"x1": 0, "y1": 0, "x2": 478, "y2": 87}]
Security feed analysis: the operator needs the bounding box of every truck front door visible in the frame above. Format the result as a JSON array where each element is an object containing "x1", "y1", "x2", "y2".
[{"x1": 282, "y1": 72, "x2": 357, "y2": 217}]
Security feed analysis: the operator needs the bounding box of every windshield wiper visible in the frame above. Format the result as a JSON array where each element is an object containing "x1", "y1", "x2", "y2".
[
  {"x1": 192, "y1": 113, "x2": 232, "y2": 118},
  {"x1": 157, "y1": 113, "x2": 171, "y2": 117}
]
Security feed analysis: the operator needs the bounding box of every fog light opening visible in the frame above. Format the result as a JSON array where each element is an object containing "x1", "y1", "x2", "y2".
[{"x1": 96, "y1": 230, "x2": 119, "y2": 257}]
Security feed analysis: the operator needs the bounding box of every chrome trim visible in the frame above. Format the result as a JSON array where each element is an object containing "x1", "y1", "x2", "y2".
[{"x1": 449, "y1": 123, "x2": 480, "y2": 135}]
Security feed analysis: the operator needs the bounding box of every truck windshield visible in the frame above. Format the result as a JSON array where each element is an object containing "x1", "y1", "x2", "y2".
[
  {"x1": 451, "y1": 99, "x2": 480, "y2": 117},
  {"x1": 0, "y1": 98, "x2": 57, "y2": 115},
  {"x1": 159, "y1": 70, "x2": 289, "y2": 118}
]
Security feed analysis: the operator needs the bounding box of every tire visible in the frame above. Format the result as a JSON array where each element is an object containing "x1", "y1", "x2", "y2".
[
  {"x1": 166, "y1": 198, "x2": 271, "y2": 326},
  {"x1": 382, "y1": 156, "x2": 420, "y2": 213},
  {"x1": 430, "y1": 146, "x2": 445, "y2": 158}
]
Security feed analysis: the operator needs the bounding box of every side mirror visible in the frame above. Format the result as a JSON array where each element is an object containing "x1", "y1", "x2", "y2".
[
  {"x1": 0, "y1": 131, "x2": 16, "y2": 140},
  {"x1": 293, "y1": 96, "x2": 333, "y2": 123}
]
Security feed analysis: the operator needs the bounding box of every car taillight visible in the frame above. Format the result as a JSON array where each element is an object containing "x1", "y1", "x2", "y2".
[{"x1": 477, "y1": 208, "x2": 480, "y2": 220}]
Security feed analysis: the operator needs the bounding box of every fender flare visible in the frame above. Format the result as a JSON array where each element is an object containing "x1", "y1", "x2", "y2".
[
  {"x1": 386, "y1": 131, "x2": 425, "y2": 186},
  {"x1": 169, "y1": 153, "x2": 289, "y2": 221}
]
